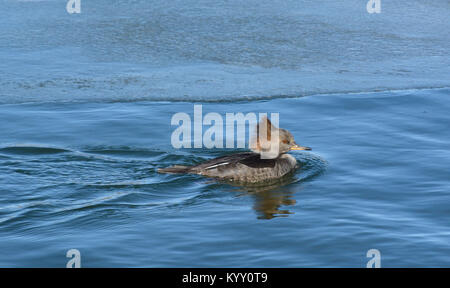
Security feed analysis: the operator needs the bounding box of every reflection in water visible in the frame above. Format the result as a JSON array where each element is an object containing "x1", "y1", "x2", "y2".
[
  {"x1": 251, "y1": 188, "x2": 296, "y2": 220},
  {"x1": 233, "y1": 175, "x2": 299, "y2": 220},
  {"x1": 214, "y1": 154, "x2": 326, "y2": 220}
]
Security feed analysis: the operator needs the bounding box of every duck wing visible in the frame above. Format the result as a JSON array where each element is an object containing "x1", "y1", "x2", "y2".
[
  {"x1": 157, "y1": 152, "x2": 256, "y2": 174},
  {"x1": 190, "y1": 152, "x2": 261, "y2": 172},
  {"x1": 158, "y1": 152, "x2": 277, "y2": 176}
]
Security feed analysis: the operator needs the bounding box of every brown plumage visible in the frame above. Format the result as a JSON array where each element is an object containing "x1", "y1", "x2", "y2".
[{"x1": 158, "y1": 117, "x2": 311, "y2": 184}]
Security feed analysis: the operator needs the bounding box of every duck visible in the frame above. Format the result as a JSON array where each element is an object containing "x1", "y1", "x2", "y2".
[{"x1": 158, "y1": 117, "x2": 311, "y2": 184}]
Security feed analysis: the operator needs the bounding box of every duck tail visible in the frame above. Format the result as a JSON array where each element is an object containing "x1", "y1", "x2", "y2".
[{"x1": 157, "y1": 165, "x2": 191, "y2": 174}]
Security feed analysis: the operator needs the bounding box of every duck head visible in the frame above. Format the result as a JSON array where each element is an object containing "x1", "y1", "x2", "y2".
[{"x1": 250, "y1": 116, "x2": 311, "y2": 158}]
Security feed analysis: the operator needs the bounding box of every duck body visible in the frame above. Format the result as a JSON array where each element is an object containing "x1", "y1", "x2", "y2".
[
  {"x1": 158, "y1": 152, "x2": 298, "y2": 183},
  {"x1": 158, "y1": 116, "x2": 311, "y2": 184}
]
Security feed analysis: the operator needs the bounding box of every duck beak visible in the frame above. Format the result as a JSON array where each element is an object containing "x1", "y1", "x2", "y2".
[{"x1": 290, "y1": 143, "x2": 312, "y2": 151}]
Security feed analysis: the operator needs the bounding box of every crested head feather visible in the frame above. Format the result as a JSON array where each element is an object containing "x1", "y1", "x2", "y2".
[{"x1": 250, "y1": 116, "x2": 279, "y2": 155}]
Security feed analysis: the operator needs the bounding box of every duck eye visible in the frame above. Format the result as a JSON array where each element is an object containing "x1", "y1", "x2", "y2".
[{"x1": 282, "y1": 139, "x2": 289, "y2": 144}]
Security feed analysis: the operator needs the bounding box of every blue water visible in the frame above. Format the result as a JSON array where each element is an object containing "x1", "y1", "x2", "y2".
[{"x1": 0, "y1": 0, "x2": 449, "y2": 267}]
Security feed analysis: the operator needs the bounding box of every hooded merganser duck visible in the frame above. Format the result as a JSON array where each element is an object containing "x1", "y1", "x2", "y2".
[{"x1": 158, "y1": 117, "x2": 311, "y2": 184}]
